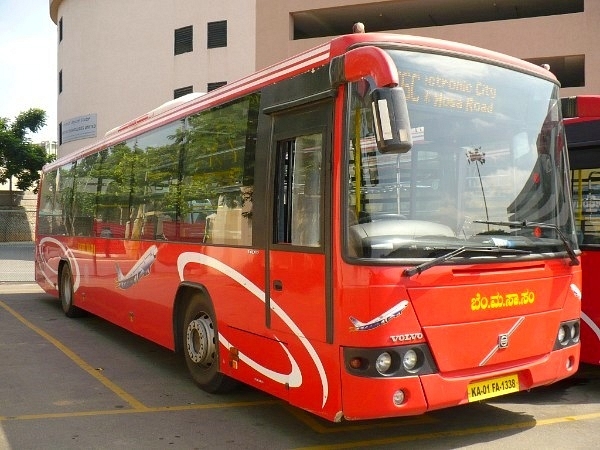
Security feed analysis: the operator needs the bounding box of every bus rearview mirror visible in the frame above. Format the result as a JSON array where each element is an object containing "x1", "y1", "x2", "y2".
[{"x1": 371, "y1": 87, "x2": 413, "y2": 154}]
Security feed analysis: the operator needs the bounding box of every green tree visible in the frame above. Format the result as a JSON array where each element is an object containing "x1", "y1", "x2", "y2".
[{"x1": 0, "y1": 108, "x2": 52, "y2": 196}]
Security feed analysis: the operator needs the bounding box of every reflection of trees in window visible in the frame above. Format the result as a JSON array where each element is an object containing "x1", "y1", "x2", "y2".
[
  {"x1": 41, "y1": 93, "x2": 258, "y2": 245},
  {"x1": 95, "y1": 142, "x2": 137, "y2": 237},
  {"x1": 70, "y1": 155, "x2": 100, "y2": 236},
  {"x1": 57, "y1": 163, "x2": 75, "y2": 235},
  {"x1": 94, "y1": 122, "x2": 183, "y2": 240},
  {"x1": 181, "y1": 94, "x2": 259, "y2": 245},
  {"x1": 38, "y1": 169, "x2": 58, "y2": 235},
  {"x1": 86, "y1": 149, "x2": 111, "y2": 231},
  {"x1": 134, "y1": 122, "x2": 183, "y2": 240},
  {"x1": 89, "y1": 141, "x2": 150, "y2": 238},
  {"x1": 46, "y1": 161, "x2": 97, "y2": 237}
]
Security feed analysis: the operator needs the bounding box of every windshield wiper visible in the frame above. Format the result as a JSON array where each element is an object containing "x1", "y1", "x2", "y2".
[
  {"x1": 402, "y1": 245, "x2": 530, "y2": 277},
  {"x1": 473, "y1": 220, "x2": 579, "y2": 266}
]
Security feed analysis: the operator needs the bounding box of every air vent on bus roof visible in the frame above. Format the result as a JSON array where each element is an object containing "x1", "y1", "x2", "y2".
[{"x1": 104, "y1": 92, "x2": 205, "y2": 138}]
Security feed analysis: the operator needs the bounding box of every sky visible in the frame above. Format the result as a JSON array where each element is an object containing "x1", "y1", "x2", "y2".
[{"x1": 0, "y1": 0, "x2": 57, "y2": 142}]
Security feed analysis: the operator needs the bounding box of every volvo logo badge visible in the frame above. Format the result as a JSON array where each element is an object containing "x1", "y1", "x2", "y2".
[
  {"x1": 498, "y1": 333, "x2": 509, "y2": 348},
  {"x1": 479, "y1": 317, "x2": 525, "y2": 366}
]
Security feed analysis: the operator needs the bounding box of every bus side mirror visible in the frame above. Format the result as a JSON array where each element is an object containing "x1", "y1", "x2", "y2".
[{"x1": 371, "y1": 87, "x2": 413, "y2": 153}]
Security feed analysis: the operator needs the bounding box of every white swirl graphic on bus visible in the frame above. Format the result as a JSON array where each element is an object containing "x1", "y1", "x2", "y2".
[
  {"x1": 37, "y1": 237, "x2": 82, "y2": 292},
  {"x1": 177, "y1": 252, "x2": 329, "y2": 407}
]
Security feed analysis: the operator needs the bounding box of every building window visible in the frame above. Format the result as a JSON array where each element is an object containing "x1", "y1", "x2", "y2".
[
  {"x1": 525, "y1": 55, "x2": 585, "y2": 88},
  {"x1": 207, "y1": 81, "x2": 227, "y2": 92},
  {"x1": 58, "y1": 70, "x2": 63, "y2": 94},
  {"x1": 174, "y1": 86, "x2": 193, "y2": 99},
  {"x1": 58, "y1": 122, "x2": 63, "y2": 145},
  {"x1": 59, "y1": 17, "x2": 63, "y2": 42},
  {"x1": 207, "y1": 20, "x2": 227, "y2": 48},
  {"x1": 174, "y1": 25, "x2": 193, "y2": 55}
]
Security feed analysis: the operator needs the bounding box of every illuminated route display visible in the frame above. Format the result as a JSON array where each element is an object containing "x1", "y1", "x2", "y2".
[{"x1": 400, "y1": 70, "x2": 497, "y2": 114}]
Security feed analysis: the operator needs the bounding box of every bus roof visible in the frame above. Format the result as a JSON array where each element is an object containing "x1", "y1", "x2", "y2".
[{"x1": 45, "y1": 32, "x2": 558, "y2": 172}]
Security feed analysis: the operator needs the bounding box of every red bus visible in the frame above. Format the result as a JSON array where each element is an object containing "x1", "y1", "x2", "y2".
[
  {"x1": 36, "y1": 32, "x2": 581, "y2": 422},
  {"x1": 563, "y1": 95, "x2": 600, "y2": 364}
]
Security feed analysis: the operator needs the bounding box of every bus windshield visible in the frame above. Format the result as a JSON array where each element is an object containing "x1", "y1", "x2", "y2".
[{"x1": 345, "y1": 48, "x2": 576, "y2": 260}]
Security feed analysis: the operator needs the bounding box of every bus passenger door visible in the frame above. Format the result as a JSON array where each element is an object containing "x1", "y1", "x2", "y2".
[{"x1": 268, "y1": 102, "x2": 332, "y2": 346}]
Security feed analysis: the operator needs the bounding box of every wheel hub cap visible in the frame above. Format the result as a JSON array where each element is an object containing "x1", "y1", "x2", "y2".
[{"x1": 186, "y1": 314, "x2": 215, "y2": 365}]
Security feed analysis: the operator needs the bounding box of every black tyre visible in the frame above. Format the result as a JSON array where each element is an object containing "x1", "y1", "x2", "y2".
[
  {"x1": 182, "y1": 293, "x2": 237, "y2": 393},
  {"x1": 59, "y1": 264, "x2": 84, "y2": 318}
]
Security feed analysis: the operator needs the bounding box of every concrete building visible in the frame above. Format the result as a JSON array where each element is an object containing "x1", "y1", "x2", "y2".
[
  {"x1": 50, "y1": 0, "x2": 598, "y2": 157},
  {"x1": 40, "y1": 140, "x2": 58, "y2": 159}
]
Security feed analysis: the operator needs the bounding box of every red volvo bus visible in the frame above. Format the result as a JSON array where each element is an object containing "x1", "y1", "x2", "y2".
[
  {"x1": 36, "y1": 32, "x2": 581, "y2": 422},
  {"x1": 563, "y1": 95, "x2": 600, "y2": 364}
]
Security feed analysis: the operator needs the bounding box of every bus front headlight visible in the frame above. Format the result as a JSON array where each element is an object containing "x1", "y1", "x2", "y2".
[
  {"x1": 402, "y1": 349, "x2": 418, "y2": 371},
  {"x1": 375, "y1": 352, "x2": 393, "y2": 374}
]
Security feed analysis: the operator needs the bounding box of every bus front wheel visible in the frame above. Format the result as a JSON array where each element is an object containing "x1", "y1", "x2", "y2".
[
  {"x1": 59, "y1": 264, "x2": 84, "y2": 318},
  {"x1": 182, "y1": 294, "x2": 237, "y2": 393}
]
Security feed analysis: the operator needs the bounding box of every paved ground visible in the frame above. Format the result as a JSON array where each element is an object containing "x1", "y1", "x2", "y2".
[{"x1": 0, "y1": 242, "x2": 34, "y2": 282}]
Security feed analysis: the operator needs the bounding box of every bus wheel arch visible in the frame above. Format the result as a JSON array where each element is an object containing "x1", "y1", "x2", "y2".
[
  {"x1": 58, "y1": 261, "x2": 84, "y2": 318},
  {"x1": 175, "y1": 285, "x2": 238, "y2": 393}
]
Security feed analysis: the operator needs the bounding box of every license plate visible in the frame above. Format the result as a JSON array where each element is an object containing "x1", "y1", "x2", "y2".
[{"x1": 467, "y1": 374, "x2": 519, "y2": 402}]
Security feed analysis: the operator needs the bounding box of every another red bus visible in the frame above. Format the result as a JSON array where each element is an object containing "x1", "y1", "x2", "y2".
[
  {"x1": 36, "y1": 32, "x2": 581, "y2": 422},
  {"x1": 563, "y1": 95, "x2": 600, "y2": 364}
]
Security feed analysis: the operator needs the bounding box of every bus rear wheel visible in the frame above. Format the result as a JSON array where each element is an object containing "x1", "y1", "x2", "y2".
[
  {"x1": 59, "y1": 264, "x2": 84, "y2": 318},
  {"x1": 182, "y1": 294, "x2": 237, "y2": 393}
]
